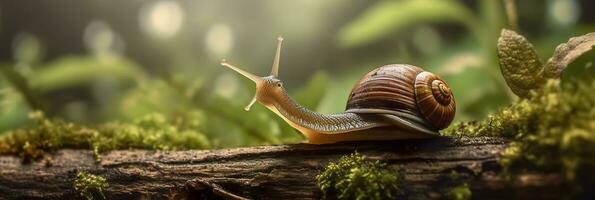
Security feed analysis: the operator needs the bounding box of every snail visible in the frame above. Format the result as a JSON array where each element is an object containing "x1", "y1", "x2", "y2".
[{"x1": 221, "y1": 37, "x2": 455, "y2": 144}]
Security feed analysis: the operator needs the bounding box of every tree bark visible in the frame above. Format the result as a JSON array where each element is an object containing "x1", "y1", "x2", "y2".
[{"x1": 0, "y1": 137, "x2": 562, "y2": 200}]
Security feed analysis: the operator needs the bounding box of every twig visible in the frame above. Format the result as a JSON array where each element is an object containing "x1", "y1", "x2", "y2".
[{"x1": 503, "y1": 0, "x2": 518, "y2": 31}]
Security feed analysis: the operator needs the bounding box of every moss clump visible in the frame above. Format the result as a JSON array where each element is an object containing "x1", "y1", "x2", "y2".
[
  {"x1": 444, "y1": 80, "x2": 595, "y2": 196},
  {"x1": 446, "y1": 183, "x2": 471, "y2": 200},
  {"x1": 444, "y1": 80, "x2": 594, "y2": 139},
  {"x1": 316, "y1": 152, "x2": 403, "y2": 200},
  {"x1": 443, "y1": 171, "x2": 472, "y2": 200},
  {"x1": 74, "y1": 172, "x2": 109, "y2": 200},
  {"x1": 0, "y1": 112, "x2": 210, "y2": 161}
]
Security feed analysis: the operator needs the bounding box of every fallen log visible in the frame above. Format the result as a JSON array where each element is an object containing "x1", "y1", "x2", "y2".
[{"x1": 0, "y1": 137, "x2": 563, "y2": 199}]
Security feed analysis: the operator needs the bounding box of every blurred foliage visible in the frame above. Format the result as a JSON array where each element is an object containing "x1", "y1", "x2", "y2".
[
  {"x1": 443, "y1": 172, "x2": 472, "y2": 200},
  {"x1": 30, "y1": 56, "x2": 144, "y2": 92},
  {"x1": 0, "y1": 80, "x2": 31, "y2": 131},
  {"x1": 338, "y1": 0, "x2": 478, "y2": 48},
  {"x1": 316, "y1": 152, "x2": 404, "y2": 200}
]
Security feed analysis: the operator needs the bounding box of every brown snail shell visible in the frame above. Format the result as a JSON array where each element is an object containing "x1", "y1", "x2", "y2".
[{"x1": 345, "y1": 64, "x2": 455, "y2": 131}]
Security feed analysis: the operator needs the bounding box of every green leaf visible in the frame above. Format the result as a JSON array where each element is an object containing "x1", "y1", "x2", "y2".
[
  {"x1": 497, "y1": 29, "x2": 545, "y2": 98},
  {"x1": 0, "y1": 64, "x2": 45, "y2": 111},
  {"x1": 292, "y1": 71, "x2": 328, "y2": 110},
  {"x1": 337, "y1": 0, "x2": 476, "y2": 47},
  {"x1": 0, "y1": 85, "x2": 30, "y2": 132},
  {"x1": 544, "y1": 32, "x2": 595, "y2": 78},
  {"x1": 30, "y1": 56, "x2": 144, "y2": 92},
  {"x1": 117, "y1": 79, "x2": 190, "y2": 119},
  {"x1": 203, "y1": 96, "x2": 283, "y2": 146}
]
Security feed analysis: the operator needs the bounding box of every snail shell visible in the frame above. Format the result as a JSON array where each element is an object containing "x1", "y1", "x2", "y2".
[{"x1": 345, "y1": 64, "x2": 455, "y2": 131}]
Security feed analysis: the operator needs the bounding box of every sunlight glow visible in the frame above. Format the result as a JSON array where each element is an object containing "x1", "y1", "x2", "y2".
[
  {"x1": 139, "y1": 1, "x2": 184, "y2": 39},
  {"x1": 11, "y1": 32, "x2": 41, "y2": 64},
  {"x1": 83, "y1": 20, "x2": 125, "y2": 56},
  {"x1": 214, "y1": 73, "x2": 239, "y2": 99},
  {"x1": 205, "y1": 24, "x2": 234, "y2": 56},
  {"x1": 548, "y1": 0, "x2": 579, "y2": 27}
]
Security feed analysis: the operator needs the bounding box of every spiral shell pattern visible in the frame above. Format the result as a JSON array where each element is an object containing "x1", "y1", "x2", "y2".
[
  {"x1": 345, "y1": 64, "x2": 455, "y2": 130},
  {"x1": 414, "y1": 72, "x2": 455, "y2": 129}
]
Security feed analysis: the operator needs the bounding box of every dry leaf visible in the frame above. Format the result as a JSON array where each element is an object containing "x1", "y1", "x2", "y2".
[{"x1": 544, "y1": 33, "x2": 595, "y2": 78}]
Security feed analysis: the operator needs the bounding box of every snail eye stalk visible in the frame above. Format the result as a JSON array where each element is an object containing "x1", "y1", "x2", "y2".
[
  {"x1": 220, "y1": 60, "x2": 264, "y2": 112},
  {"x1": 270, "y1": 36, "x2": 283, "y2": 77},
  {"x1": 221, "y1": 37, "x2": 285, "y2": 112},
  {"x1": 220, "y1": 60, "x2": 262, "y2": 83},
  {"x1": 244, "y1": 96, "x2": 257, "y2": 111}
]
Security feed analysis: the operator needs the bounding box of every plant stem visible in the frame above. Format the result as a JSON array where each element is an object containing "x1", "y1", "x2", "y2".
[
  {"x1": 0, "y1": 65, "x2": 46, "y2": 112},
  {"x1": 503, "y1": 0, "x2": 518, "y2": 31}
]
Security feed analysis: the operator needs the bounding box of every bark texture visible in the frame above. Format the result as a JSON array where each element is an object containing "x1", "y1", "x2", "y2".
[{"x1": 0, "y1": 137, "x2": 563, "y2": 199}]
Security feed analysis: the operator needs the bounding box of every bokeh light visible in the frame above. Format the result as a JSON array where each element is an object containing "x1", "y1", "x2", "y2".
[
  {"x1": 139, "y1": 0, "x2": 184, "y2": 39},
  {"x1": 83, "y1": 20, "x2": 126, "y2": 56},
  {"x1": 11, "y1": 32, "x2": 42, "y2": 64},
  {"x1": 11, "y1": 32, "x2": 42, "y2": 77},
  {"x1": 213, "y1": 73, "x2": 239, "y2": 99},
  {"x1": 548, "y1": 0, "x2": 579, "y2": 27},
  {"x1": 205, "y1": 24, "x2": 234, "y2": 56}
]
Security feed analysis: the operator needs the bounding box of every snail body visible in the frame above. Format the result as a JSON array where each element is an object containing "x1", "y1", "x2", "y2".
[{"x1": 221, "y1": 37, "x2": 455, "y2": 144}]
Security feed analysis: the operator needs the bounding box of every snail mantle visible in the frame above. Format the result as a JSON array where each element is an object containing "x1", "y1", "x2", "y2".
[{"x1": 0, "y1": 137, "x2": 564, "y2": 199}]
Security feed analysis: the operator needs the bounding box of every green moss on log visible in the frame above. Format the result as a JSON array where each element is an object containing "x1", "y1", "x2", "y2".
[
  {"x1": 446, "y1": 183, "x2": 471, "y2": 200},
  {"x1": 442, "y1": 171, "x2": 472, "y2": 200},
  {"x1": 74, "y1": 172, "x2": 109, "y2": 200},
  {"x1": 445, "y1": 80, "x2": 595, "y2": 197},
  {"x1": 316, "y1": 152, "x2": 404, "y2": 200},
  {"x1": 0, "y1": 112, "x2": 210, "y2": 161}
]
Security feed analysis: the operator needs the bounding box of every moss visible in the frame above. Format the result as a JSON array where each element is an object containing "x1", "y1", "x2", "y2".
[
  {"x1": 438, "y1": 171, "x2": 472, "y2": 200},
  {"x1": 444, "y1": 80, "x2": 595, "y2": 196},
  {"x1": 446, "y1": 183, "x2": 471, "y2": 200},
  {"x1": 0, "y1": 112, "x2": 210, "y2": 161},
  {"x1": 74, "y1": 172, "x2": 109, "y2": 200},
  {"x1": 316, "y1": 152, "x2": 403, "y2": 200}
]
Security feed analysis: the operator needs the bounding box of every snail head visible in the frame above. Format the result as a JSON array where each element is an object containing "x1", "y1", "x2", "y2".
[{"x1": 221, "y1": 36, "x2": 285, "y2": 111}]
